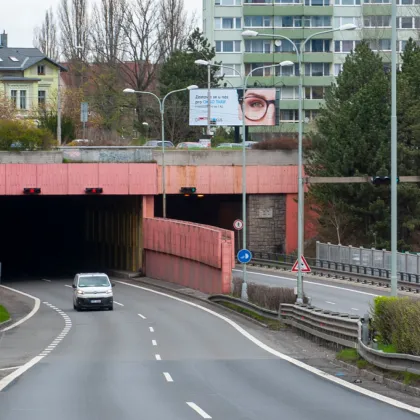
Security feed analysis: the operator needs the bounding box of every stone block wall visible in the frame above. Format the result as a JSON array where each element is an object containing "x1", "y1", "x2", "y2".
[{"x1": 247, "y1": 194, "x2": 286, "y2": 254}]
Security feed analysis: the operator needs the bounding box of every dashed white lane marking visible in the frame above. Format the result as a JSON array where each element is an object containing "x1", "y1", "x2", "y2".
[
  {"x1": 163, "y1": 372, "x2": 173, "y2": 382},
  {"x1": 138, "y1": 313, "x2": 146, "y2": 319},
  {"x1": 0, "y1": 285, "x2": 40, "y2": 333},
  {"x1": 325, "y1": 301, "x2": 336, "y2": 305},
  {"x1": 117, "y1": 280, "x2": 420, "y2": 416},
  {"x1": 114, "y1": 301, "x2": 124, "y2": 306},
  {"x1": 352, "y1": 308, "x2": 360, "y2": 311},
  {"x1": 152, "y1": 340, "x2": 157, "y2": 346},
  {"x1": 186, "y1": 402, "x2": 212, "y2": 419},
  {"x1": 42, "y1": 279, "x2": 51, "y2": 282},
  {"x1": 232, "y1": 268, "x2": 379, "y2": 297},
  {"x1": 155, "y1": 354, "x2": 161, "y2": 361},
  {"x1": 149, "y1": 327, "x2": 154, "y2": 332},
  {"x1": 0, "y1": 299, "x2": 72, "y2": 392},
  {"x1": 0, "y1": 366, "x2": 22, "y2": 371},
  {"x1": 64, "y1": 285, "x2": 72, "y2": 288}
]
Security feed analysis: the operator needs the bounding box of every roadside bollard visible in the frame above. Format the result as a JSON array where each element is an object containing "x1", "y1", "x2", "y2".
[{"x1": 361, "y1": 313, "x2": 370, "y2": 344}]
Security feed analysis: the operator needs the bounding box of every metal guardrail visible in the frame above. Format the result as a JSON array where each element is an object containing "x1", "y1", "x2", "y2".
[
  {"x1": 249, "y1": 251, "x2": 420, "y2": 293},
  {"x1": 210, "y1": 294, "x2": 420, "y2": 375}
]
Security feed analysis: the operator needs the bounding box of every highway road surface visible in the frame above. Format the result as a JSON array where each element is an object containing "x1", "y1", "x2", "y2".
[
  {"x1": 233, "y1": 267, "x2": 386, "y2": 315},
  {"x1": 1, "y1": 278, "x2": 419, "y2": 420}
]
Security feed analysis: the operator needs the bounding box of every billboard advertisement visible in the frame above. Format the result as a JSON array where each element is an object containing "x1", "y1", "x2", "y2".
[{"x1": 189, "y1": 88, "x2": 279, "y2": 127}]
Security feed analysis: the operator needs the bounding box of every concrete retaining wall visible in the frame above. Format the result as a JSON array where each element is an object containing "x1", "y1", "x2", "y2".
[
  {"x1": 0, "y1": 151, "x2": 63, "y2": 164},
  {"x1": 143, "y1": 218, "x2": 234, "y2": 294}
]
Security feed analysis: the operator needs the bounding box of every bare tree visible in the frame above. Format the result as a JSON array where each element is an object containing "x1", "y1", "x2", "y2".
[
  {"x1": 0, "y1": 94, "x2": 17, "y2": 120},
  {"x1": 33, "y1": 7, "x2": 59, "y2": 60},
  {"x1": 91, "y1": 0, "x2": 128, "y2": 63},
  {"x1": 58, "y1": 0, "x2": 90, "y2": 61},
  {"x1": 158, "y1": 0, "x2": 195, "y2": 58}
]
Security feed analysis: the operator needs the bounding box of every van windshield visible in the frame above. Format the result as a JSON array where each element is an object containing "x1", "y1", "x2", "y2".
[{"x1": 78, "y1": 276, "x2": 110, "y2": 287}]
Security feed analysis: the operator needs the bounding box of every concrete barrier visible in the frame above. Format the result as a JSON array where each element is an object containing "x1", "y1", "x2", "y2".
[
  {"x1": 0, "y1": 151, "x2": 63, "y2": 164},
  {"x1": 143, "y1": 218, "x2": 234, "y2": 294}
]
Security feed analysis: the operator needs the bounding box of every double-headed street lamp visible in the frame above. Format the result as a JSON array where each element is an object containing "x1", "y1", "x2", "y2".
[
  {"x1": 123, "y1": 85, "x2": 198, "y2": 218},
  {"x1": 242, "y1": 23, "x2": 356, "y2": 303},
  {"x1": 195, "y1": 59, "x2": 293, "y2": 300}
]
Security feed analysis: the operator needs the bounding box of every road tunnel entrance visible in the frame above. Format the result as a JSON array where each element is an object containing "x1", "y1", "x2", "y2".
[{"x1": 0, "y1": 196, "x2": 142, "y2": 279}]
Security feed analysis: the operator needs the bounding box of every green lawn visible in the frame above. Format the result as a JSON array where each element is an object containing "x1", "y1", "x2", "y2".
[
  {"x1": 0, "y1": 305, "x2": 10, "y2": 323},
  {"x1": 377, "y1": 342, "x2": 398, "y2": 353}
]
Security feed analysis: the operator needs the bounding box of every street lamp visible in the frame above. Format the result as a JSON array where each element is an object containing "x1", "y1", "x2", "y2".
[
  {"x1": 194, "y1": 59, "x2": 213, "y2": 136},
  {"x1": 242, "y1": 23, "x2": 356, "y2": 303},
  {"x1": 123, "y1": 85, "x2": 198, "y2": 218}
]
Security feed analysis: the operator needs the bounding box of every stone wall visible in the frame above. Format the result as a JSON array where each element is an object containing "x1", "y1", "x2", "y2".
[{"x1": 247, "y1": 194, "x2": 286, "y2": 254}]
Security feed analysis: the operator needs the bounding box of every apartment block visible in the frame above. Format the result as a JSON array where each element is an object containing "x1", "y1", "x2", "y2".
[{"x1": 203, "y1": 0, "x2": 420, "y2": 135}]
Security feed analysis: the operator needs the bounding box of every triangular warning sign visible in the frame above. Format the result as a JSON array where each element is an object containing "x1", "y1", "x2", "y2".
[{"x1": 291, "y1": 256, "x2": 311, "y2": 273}]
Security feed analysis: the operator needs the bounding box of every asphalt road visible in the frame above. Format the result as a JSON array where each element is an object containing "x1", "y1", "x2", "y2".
[
  {"x1": 0, "y1": 278, "x2": 418, "y2": 420},
  {"x1": 233, "y1": 267, "x2": 386, "y2": 315}
]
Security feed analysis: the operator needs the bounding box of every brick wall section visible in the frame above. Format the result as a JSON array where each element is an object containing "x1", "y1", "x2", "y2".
[{"x1": 247, "y1": 194, "x2": 286, "y2": 254}]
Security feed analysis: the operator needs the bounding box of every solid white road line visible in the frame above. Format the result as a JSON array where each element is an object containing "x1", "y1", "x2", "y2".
[
  {"x1": 149, "y1": 327, "x2": 154, "y2": 332},
  {"x1": 325, "y1": 301, "x2": 336, "y2": 305},
  {"x1": 163, "y1": 372, "x2": 173, "y2": 382},
  {"x1": 186, "y1": 402, "x2": 212, "y2": 419},
  {"x1": 0, "y1": 285, "x2": 41, "y2": 333},
  {"x1": 152, "y1": 340, "x2": 157, "y2": 346},
  {"x1": 155, "y1": 354, "x2": 161, "y2": 360},
  {"x1": 138, "y1": 313, "x2": 147, "y2": 319},
  {"x1": 117, "y1": 280, "x2": 420, "y2": 416},
  {"x1": 232, "y1": 268, "x2": 380, "y2": 297},
  {"x1": 64, "y1": 285, "x2": 72, "y2": 288},
  {"x1": 0, "y1": 366, "x2": 22, "y2": 371},
  {"x1": 42, "y1": 279, "x2": 51, "y2": 283},
  {"x1": 114, "y1": 301, "x2": 124, "y2": 306}
]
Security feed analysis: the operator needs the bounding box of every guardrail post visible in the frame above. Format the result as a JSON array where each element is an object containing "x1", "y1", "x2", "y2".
[{"x1": 361, "y1": 313, "x2": 370, "y2": 345}]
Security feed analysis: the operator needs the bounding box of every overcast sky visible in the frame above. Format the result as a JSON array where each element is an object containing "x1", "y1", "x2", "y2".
[{"x1": 2, "y1": 0, "x2": 202, "y2": 48}]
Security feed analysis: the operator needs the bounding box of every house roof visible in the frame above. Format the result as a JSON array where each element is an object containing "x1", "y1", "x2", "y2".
[{"x1": 0, "y1": 47, "x2": 67, "y2": 72}]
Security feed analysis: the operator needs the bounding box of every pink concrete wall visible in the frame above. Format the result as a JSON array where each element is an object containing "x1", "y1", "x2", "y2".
[
  {"x1": 0, "y1": 164, "x2": 158, "y2": 195},
  {"x1": 143, "y1": 218, "x2": 234, "y2": 294}
]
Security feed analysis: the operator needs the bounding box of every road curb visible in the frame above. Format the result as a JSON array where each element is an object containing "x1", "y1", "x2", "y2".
[
  {"x1": 335, "y1": 359, "x2": 420, "y2": 398},
  {"x1": 115, "y1": 277, "x2": 270, "y2": 329}
]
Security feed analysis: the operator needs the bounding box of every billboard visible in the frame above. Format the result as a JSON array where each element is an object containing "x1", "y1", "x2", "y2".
[{"x1": 189, "y1": 88, "x2": 279, "y2": 127}]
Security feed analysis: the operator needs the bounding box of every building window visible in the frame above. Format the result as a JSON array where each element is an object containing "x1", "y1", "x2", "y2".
[
  {"x1": 368, "y1": 39, "x2": 391, "y2": 51},
  {"x1": 276, "y1": 63, "x2": 300, "y2": 76},
  {"x1": 20, "y1": 90, "x2": 27, "y2": 110},
  {"x1": 363, "y1": 15, "x2": 391, "y2": 27},
  {"x1": 305, "y1": 39, "x2": 331, "y2": 52},
  {"x1": 280, "y1": 87, "x2": 299, "y2": 99},
  {"x1": 214, "y1": 17, "x2": 242, "y2": 29},
  {"x1": 334, "y1": 63, "x2": 343, "y2": 76},
  {"x1": 303, "y1": 16, "x2": 332, "y2": 27},
  {"x1": 305, "y1": 0, "x2": 330, "y2": 5},
  {"x1": 245, "y1": 63, "x2": 273, "y2": 76},
  {"x1": 305, "y1": 86, "x2": 325, "y2": 99},
  {"x1": 275, "y1": 16, "x2": 302, "y2": 28},
  {"x1": 280, "y1": 110, "x2": 299, "y2": 121},
  {"x1": 215, "y1": 40, "x2": 241, "y2": 52},
  {"x1": 397, "y1": 0, "x2": 420, "y2": 4},
  {"x1": 305, "y1": 63, "x2": 330, "y2": 76},
  {"x1": 398, "y1": 17, "x2": 420, "y2": 29},
  {"x1": 216, "y1": 0, "x2": 241, "y2": 5},
  {"x1": 10, "y1": 90, "x2": 17, "y2": 107},
  {"x1": 216, "y1": 64, "x2": 241, "y2": 77},
  {"x1": 363, "y1": 0, "x2": 390, "y2": 3},
  {"x1": 37, "y1": 65, "x2": 45, "y2": 75},
  {"x1": 334, "y1": 40, "x2": 360, "y2": 53},
  {"x1": 274, "y1": 39, "x2": 300, "y2": 52},
  {"x1": 244, "y1": 16, "x2": 272, "y2": 27},
  {"x1": 245, "y1": 39, "x2": 272, "y2": 53},
  {"x1": 335, "y1": 0, "x2": 360, "y2": 4},
  {"x1": 38, "y1": 90, "x2": 46, "y2": 106},
  {"x1": 274, "y1": 0, "x2": 301, "y2": 3},
  {"x1": 305, "y1": 110, "x2": 319, "y2": 120},
  {"x1": 334, "y1": 17, "x2": 359, "y2": 27}
]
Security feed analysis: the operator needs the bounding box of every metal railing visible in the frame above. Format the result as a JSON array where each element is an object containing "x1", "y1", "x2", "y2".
[{"x1": 249, "y1": 250, "x2": 420, "y2": 291}]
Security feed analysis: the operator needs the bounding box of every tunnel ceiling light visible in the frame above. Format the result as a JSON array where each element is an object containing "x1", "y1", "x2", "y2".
[
  {"x1": 85, "y1": 187, "x2": 103, "y2": 194},
  {"x1": 180, "y1": 187, "x2": 197, "y2": 194},
  {"x1": 197, "y1": 194, "x2": 205, "y2": 198},
  {"x1": 23, "y1": 187, "x2": 41, "y2": 195}
]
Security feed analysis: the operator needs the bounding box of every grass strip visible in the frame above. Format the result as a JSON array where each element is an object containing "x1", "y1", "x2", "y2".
[
  {"x1": 217, "y1": 301, "x2": 283, "y2": 331},
  {"x1": 0, "y1": 305, "x2": 10, "y2": 323}
]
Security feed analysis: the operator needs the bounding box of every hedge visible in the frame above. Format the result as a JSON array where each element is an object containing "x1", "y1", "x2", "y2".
[
  {"x1": 372, "y1": 296, "x2": 420, "y2": 355},
  {"x1": 0, "y1": 119, "x2": 56, "y2": 151}
]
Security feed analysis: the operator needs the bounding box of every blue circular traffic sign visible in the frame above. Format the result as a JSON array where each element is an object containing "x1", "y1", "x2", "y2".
[{"x1": 237, "y1": 249, "x2": 252, "y2": 264}]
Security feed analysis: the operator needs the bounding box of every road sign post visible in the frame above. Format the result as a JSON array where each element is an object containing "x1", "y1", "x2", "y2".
[
  {"x1": 81, "y1": 102, "x2": 88, "y2": 142},
  {"x1": 233, "y1": 220, "x2": 243, "y2": 252}
]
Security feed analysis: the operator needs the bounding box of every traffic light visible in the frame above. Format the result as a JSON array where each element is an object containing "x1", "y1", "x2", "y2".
[
  {"x1": 180, "y1": 187, "x2": 197, "y2": 194},
  {"x1": 371, "y1": 176, "x2": 400, "y2": 185},
  {"x1": 85, "y1": 187, "x2": 103, "y2": 194},
  {"x1": 23, "y1": 188, "x2": 41, "y2": 195}
]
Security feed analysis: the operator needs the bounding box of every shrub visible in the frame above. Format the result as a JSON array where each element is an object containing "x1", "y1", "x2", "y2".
[
  {"x1": 0, "y1": 119, "x2": 56, "y2": 151},
  {"x1": 251, "y1": 137, "x2": 312, "y2": 151},
  {"x1": 247, "y1": 282, "x2": 302, "y2": 311},
  {"x1": 232, "y1": 277, "x2": 243, "y2": 298},
  {"x1": 372, "y1": 296, "x2": 420, "y2": 355}
]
